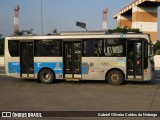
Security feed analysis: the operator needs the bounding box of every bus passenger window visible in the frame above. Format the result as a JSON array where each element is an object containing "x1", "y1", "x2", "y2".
[
  {"x1": 82, "y1": 39, "x2": 103, "y2": 57},
  {"x1": 104, "y1": 39, "x2": 125, "y2": 57},
  {"x1": 35, "y1": 40, "x2": 62, "y2": 57},
  {"x1": 95, "y1": 40, "x2": 103, "y2": 56},
  {"x1": 83, "y1": 40, "x2": 95, "y2": 56},
  {"x1": 8, "y1": 40, "x2": 19, "y2": 57}
]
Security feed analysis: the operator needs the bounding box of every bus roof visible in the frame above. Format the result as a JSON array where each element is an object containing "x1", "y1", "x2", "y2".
[{"x1": 6, "y1": 32, "x2": 151, "y2": 42}]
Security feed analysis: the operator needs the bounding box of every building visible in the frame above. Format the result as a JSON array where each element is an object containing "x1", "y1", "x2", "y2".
[{"x1": 113, "y1": 0, "x2": 160, "y2": 43}]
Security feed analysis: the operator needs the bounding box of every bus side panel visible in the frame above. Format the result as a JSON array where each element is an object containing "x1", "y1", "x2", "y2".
[
  {"x1": 82, "y1": 57, "x2": 126, "y2": 80},
  {"x1": 143, "y1": 61, "x2": 155, "y2": 81},
  {"x1": 6, "y1": 59, "x2": 20, "y2": 78},
  {"x1": 5, "y1": 38, "x2": 20, "y2": 78},
  {"x1": 34, "y1": 57, "x2": 63, "y2": 79},
  {"x1": 143, "y1": 44, "x2": 155, "y2": 81}
]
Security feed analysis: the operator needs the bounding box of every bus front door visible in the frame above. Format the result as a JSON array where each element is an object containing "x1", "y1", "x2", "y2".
[
  {"x1": 127, "y1": 41, "x2": 143, "y2": 80},
  {"x1": 20, "y1": 42, "x2": 34, "y2": 78},
  {"x1": 63, "y1": 42, "x2": 81, "y2": 79}
]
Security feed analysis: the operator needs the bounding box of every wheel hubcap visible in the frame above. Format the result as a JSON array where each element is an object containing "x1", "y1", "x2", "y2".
[
  {"x1": 44, "y1": 73, "x2": 51, "y2": 81},
  {"x1": 111, "y1": 73, "x2": 119, "y2": 82}
]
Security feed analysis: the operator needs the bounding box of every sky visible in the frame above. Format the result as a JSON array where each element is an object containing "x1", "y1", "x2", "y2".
[{"x1": 0, "y1": 0, "x2": 160, "y2": 38}]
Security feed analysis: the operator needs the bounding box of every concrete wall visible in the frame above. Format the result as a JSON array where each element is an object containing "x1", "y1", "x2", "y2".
[
  {"x1": 154, "y1": 55, "x2": 160, "y2": 70},
  {"x1": 132, "y1": 6, "x2": 158, "y2": 43},
  {"x1": 117, "y1": 15, "x2": 132, "y2": 28},
  {"x1": 113, "y1": 0, "x2": 160, "y2": 43}
]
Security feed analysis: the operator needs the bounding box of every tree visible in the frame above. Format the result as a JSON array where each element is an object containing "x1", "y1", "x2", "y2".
[
  {"x1": 14, "y1": 30, "x2": 25, "y2": 36},
  {"x1": 24, "y1": 28, "x2": 34, "y2": 34},
  {"x1": 154, "y1": 40, "x2": 160, "y2": 55},
  {"x1": 107, "y1": 26, "x2": 141, "y2": 34},
  {"x1": 47, "y1": 29, "x2": 58, "y2": 35},
  {"x1": 52, "y1": 29, "x2": 58, "y2": 34},
  {"x1": 14, "y1": 28, "x2": 34, "y2": 36}
]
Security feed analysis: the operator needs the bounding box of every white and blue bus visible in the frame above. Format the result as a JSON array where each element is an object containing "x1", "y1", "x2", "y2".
[{"x1": 5, "y1": 31, "x2": 155, "y2": 85}]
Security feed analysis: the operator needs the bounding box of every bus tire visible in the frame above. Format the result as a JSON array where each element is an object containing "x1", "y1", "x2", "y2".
[
  {"x1": 39, "y1": 69, "x2": 54, "y2": 84},
  {"x1": 107, "y1": 70, "x2": 124, "y2": 85}
]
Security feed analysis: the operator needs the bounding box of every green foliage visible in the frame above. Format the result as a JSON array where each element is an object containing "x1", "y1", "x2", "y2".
[
  {"x1": 52, "y1": 29, "x2": 58, "y2": 34},
  {"x1": 154, "y1": 41, "x2": 160, "y2": 47},
  {"x1": 154, "y1": 40, "x2": 160, "y2": 55},
  {"x1": 14, "y1": 28, "x2": 34, "y2": 36},
  {"x1": 107, "y1": 26, "x2": 141, "y2": 34},
  {"x1": 14, "y1": 30, "x2": 25, "y2": 36},
  {"x1": 156, "y1": 49, "x2": 160, "y2": 55},
  {"x1": 47, "y1": 29, "x2": 58, "y2": 35},
  {"x1": 24, "y1": 28, "x2": 34, "y2": 34}
]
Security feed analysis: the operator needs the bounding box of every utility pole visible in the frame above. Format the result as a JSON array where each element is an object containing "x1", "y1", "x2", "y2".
[
  {"x1": 41, "y1": 0, "x2": 44, "y2": 34},
  {"x1": 14, "y1": 5, "x2": 20, "y2": 33}
]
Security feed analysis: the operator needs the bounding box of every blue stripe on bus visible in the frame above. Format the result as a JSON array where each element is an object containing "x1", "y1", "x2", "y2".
[
  {"x1": 34, "y1": 62, "x2": 63, "y2": 74},
  {"x1": 8, "y1": 62, "x2": 86, "y2": 75},
  {"x1": 82, "y1": 66, "x2": 86, "y2": 74},
  {"x1": 8, "y1": 62, "x2": 63, "y2": 74},
  {"x1": 8, "y1": 62, "x2": 20, "y2": 73}
]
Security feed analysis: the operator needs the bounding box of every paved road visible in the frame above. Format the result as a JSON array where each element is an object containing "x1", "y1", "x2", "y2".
[{"x1": 0, "y1": 66, "x2": 160, "y2": 120}]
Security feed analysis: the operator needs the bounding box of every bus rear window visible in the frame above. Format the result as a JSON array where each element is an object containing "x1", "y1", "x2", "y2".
[{"x1": 8, "y1": 40, "x2": 19, "y2": 57}]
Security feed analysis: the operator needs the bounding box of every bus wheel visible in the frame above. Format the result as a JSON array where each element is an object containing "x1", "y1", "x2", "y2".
[
  {"x1": 107, "y1": 70, "x2": 124, "y2": 85},
  {"x1": 39, "y1": 69, "x2": 54, "y2": 84}
]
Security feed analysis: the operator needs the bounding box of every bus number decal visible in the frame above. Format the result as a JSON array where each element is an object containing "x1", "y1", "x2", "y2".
[{"x1": 34, "y1": 62, "x2": 63, "y2": 74}]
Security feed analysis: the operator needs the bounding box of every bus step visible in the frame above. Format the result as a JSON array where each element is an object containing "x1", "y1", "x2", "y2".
[{"x1": 65, "y1": 78, "x2": 80, "y2": 81}]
